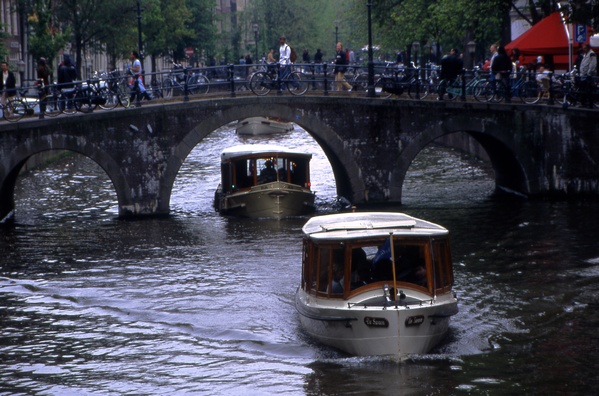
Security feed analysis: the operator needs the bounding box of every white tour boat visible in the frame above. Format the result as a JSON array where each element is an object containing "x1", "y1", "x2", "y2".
[
  {"x1": 214, "y1": 144, "x2": 316, "y2": 218},
  {"x1": 295, "y1": 212, "x2": 459, "y2": 357},
  {"x1": 236, "y1": 117, "x2": 294, "y2": 136}
]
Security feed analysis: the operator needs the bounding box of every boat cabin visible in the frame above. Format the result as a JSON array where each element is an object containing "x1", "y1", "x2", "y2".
[
  {"x1": 219, "y1": 145, "x2": 312, "y2": 195},
  {"x1": 300, "y1": 214, "x2": 454, "y2": 300}
]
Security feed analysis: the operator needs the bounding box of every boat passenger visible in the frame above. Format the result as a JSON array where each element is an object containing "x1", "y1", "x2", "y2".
[
  {"x1": 351, "y1": 248, "x2": 371, "y2": 288},
  {"x1": 259, "y1": 160, "x2": 277, "y2": 183},
  {"x1": 328, "y1": 263, "x2": 344, "y2": 294}
]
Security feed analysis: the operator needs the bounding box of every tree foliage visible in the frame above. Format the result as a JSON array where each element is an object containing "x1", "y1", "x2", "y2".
[
  {"x1": 18, "y1": 0, "x2": 69, "y2": 73},
  {"x1": 344, "y1": 0, "x2": 593, "y2": 63}
]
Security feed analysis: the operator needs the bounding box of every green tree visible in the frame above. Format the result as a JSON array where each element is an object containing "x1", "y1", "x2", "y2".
[
  {"x1": 185, "y1": 0, "x2": 217, "y2": 66},
  {"x1": 143, "y1": 0, "x2": 193, "y2": 71},
  {"x1": 55, "y1": 0, "x2": 143, "y2": 78},
  {"x1": 18, "y1": 0, "x2": 68, "y2": 73},
  {"x1": 247, "y1": 0, "x2": 346, "y2": 62}
]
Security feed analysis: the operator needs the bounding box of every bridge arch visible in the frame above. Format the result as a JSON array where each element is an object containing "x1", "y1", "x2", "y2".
[
  {"x1": 392, "y1": 110, "x2": 534, "y2": 202},
  {"x1": 160, "y1": 103, "x2": 361, "y2": 209},
  {"x1": 1, "y1": 137, "x2": 130, "y2": 221}
]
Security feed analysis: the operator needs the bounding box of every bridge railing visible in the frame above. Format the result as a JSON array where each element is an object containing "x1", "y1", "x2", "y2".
[{"x1": 3, "y1": 63, "x2": 597, "y2": 121}]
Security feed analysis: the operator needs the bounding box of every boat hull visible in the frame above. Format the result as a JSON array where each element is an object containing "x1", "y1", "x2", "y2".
[
  {"x1": 295, "y1": 287, "x2": 458, "y2": 357},
  {"x1": 236, "y1": 117, "x2": 294, "y2": 136},
  {"x1": 215, "y1": 181, "x2": 315, "y2": 218}
]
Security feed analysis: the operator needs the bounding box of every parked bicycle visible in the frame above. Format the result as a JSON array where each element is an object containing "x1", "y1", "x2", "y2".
[
  {"x1": 248, "y1": 63, "x2": 308, "y2": 96},
  {"x1": 369, "y1": 62, "x2": 420, "y2": 99},
  {"x1": 437, "y1": 68, "x2": 489, "y2": 102},
  {"x1": 5, "y1": 82, "x2": 62, "y2": 121},
  {"x1": 162, "y1": 63, "x2": 210, "y2": 99},
  {"x1": 100, "y1": 70, "x2": 131, "y2": 108},
  {"x1": 553, "y1": 71, "x2": 598, "y2": 108}
]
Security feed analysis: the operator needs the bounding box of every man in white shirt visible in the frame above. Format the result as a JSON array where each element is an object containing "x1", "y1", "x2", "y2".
[{"x1": 279, "y1": 36, "x2": 291, "y2": 87}]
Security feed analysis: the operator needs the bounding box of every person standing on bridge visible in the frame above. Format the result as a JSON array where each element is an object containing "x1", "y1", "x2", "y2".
[
  {"x1": 36, "y1": 58, "x2": 51, "y2": 116},
  {"x1": 578, "y1": 43, "x2": 597, "y2": 108},
  {"x1": 0, "y1": 61, "x2": 16, "y2": 108},
  {"x1": 334, "y1": 42, "x2": 352, "y2": 92},
  {"x1": 279, "y1": 36, "x2": 292, "y2": 88},
  {"x1": 128, "y1": 51, "x2": 152, "y2": 103},
  {"x1": 437, "y1": 48, "x2": 463, "y2": 100}
]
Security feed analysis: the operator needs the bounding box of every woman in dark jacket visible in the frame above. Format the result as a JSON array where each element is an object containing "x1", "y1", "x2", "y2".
[
  {"x1": 491, "y1": 46, "x2": 513, "y2": 102},
  {"x1": 0, "y1": 61, "x2": 17, "y2": 106}
]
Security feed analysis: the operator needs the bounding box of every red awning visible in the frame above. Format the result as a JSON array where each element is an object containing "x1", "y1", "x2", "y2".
[{"x1": 505, "y1": 12, "x2": 594, "y2": 70}]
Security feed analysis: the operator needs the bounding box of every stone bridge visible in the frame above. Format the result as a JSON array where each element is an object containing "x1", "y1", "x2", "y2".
[{"x1": 1, "y1": 95, "x2": 598, "y2": 221}]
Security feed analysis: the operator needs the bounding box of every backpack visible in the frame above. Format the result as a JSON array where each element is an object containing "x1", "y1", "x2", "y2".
[{"x1": 290, "y1": 47, "x2": 297, "y2": 63}]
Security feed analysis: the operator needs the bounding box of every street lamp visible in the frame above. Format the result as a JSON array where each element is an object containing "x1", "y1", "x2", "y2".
[
  {"x1": 558, "y1": 0, "x2": 573, "y2": 71},
  {"x1": 466, "y1": 41, "x2": 476, "y2": 69},
  {"x1": 136, "y1": 0, "x2": 143, "y2": 64},
  {"x1": 17, "y1": 59, "x2": 25, "y2": 86},
  {"x1": 366, "y1": 1, "x2": 375, "y2": 97},
  {"x1": 412, "y1": 41, "x2": 420, "y2": 66},
  {"x1": 253, "y1": 24, "x2": 259, "y2": 62}
]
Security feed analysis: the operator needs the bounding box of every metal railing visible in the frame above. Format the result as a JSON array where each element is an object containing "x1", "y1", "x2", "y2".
[{"x1": 2, "y1": 63, "x2": 597, "y2": 121}]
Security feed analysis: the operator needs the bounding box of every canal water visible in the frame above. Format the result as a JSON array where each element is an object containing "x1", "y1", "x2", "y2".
[{"x1": 1, "y1": 123, "x2": 598, "y2": 395}]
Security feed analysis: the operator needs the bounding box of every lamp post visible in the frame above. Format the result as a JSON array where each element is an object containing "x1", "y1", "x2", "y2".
[
  {"x1": 558, "y1": 0, "x2": 573, "y2": 71},
  {"x1": 412, "y1": 41, "x2": 420, "y2": 66},
  {"x1": 253, "y1": 24, "x2": 259, "y2": 63},
  {"x1": 466, "y1": 41, "x2": 476, "y2": 69},
  {"x1": 366, "y1": 1, "x2": 375, "y2": 97},
  {"x1": 335, "y1": 20, "x2": 339, "y2": 45},
  {"x1": 136, "y1": 0, "x2": 143, "y2": 64},
  {"x1": 17, "y1": 59, "x2": 25, "y2": 87}
]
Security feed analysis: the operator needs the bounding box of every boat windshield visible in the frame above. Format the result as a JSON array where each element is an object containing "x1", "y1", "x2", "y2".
[
  {"x1": 222, "y1": 155, "x2": 311, "y2": 192},
  {"x1": 301, "y1": 237, "x2": 454, "y2": 298}
]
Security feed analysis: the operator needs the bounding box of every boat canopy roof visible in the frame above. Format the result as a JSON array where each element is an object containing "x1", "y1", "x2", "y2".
[
  {"x1": 303, "y1": 212, "x2": 448, "y2": 241},
  {"x1": 221, "y1": 144, "x2": 312, "y2": 162}
]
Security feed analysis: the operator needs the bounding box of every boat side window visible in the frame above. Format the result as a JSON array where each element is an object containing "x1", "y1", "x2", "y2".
[
  {"x1": 309, "y1": 244, "x2": 345, "y2": 296},
  {"x1": 278, "y1": 158, "x2": 289, "y2": 182},
  {"x1": 231, "y1": 159, "x2": 254, "y2": 189},
  {"x1": 290, "y1": 158, "x2": 309, "y2": 187},
  {"x1": 433, "y1": 239, "x2": 453, "y2": 291},
  {"x1": 349, "y1": 247, "x2": 371, "y2": 289}
]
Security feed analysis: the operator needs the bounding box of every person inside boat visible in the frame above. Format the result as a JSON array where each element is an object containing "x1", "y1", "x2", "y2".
[
  {"x1": 350, "y1": 248, "x2": 371, "y2": 288},
  {"x1": 403, "y1": 265, "x2": 427, "y2": 287},
  {"x1": 259, "y1": 160, "x2": 277, "y2": 183},
  {"x1": 328, "y1": 263, "x2": 345, "y2": 294}
]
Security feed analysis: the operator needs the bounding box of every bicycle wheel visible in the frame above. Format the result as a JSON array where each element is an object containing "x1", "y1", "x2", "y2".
[
  {"x1": 61, "y1": 93, "x2": 78, "y2": 115},
  {"x1": 473, "y1": 80, "x2": 490, "y2": 102},
  {"x1": 351, "y1": 71, "x2": 369, "y2": 91},
  {"x1": 373, "y1": 78, "x2": 393, "y2": 98},
  {"x1": 162, "y1": 79, "x2": 174, "y2": 99},
  {"x1": 116, "y1": 82, "x2": 131, "y2": 108},
  {"x1": 408, "y1": 80, "x2": 430, "y2": 100},
  {"x1": 518, "y1": 81, "x2": 541, "y2": 104},
  {"x1": 444, "y1": 78, "x2": 461, "y2": 101},
  {"x1": 75, "y1": 91, "x2": 96, "y2": 113},
  {"x1": 98, "y1": 87, "x2": 119, "y2": 110},
  {"x1": 249, "y1": 71, "x2": 272, "y2": 96},
  {"x1": 43, "y1": 94, "x2": 62, "y2": 117},
  {"x1": 188, "y1": 75, "x2": 210, "y2": 95},
  {"x1": 4, "y1": 99, "x2": 26, "y2": 122},
  {"x1": 287, "y1": 72, "x2": 309, "y2": 96}
]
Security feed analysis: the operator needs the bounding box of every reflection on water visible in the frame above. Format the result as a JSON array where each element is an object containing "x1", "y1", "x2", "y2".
[{"x1": 1, "y1": 124, "x2": 599, "y2": 395}]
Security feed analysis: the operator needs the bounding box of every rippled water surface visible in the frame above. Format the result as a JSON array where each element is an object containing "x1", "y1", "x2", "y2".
[{"x1": 2, "y1": 123, "x2": 599, "y2": 395}]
